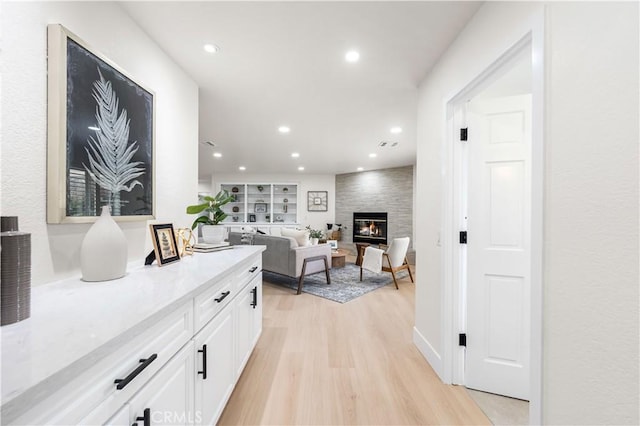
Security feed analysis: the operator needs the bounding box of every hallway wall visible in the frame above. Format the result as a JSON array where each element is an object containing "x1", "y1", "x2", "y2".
[{"x1": 414, "y1": 2, "x2": 638, "y2": 425}]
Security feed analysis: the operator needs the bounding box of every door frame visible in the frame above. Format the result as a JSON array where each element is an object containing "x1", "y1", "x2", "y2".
[{"x1": 440, "y1": 16, "x2": 545, "y2": 424}]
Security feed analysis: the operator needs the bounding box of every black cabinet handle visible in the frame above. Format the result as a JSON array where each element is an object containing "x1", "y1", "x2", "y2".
[
  {"x1": 251, "y1": 286, "x2": 258, "y2": 309},
  {"x1": 214, "y1": 291, "x2": 231, "y2": 303},
  {"x1": 115, "y1": 354, "x2": 157, "y2": 390},
  {"x1": 134, "y1": 408, "x2": 150, "y2": 426},
  {"x1": 249, "y1": 266, "x2": 258, "y2": 273},
  {"x1": 198, "y1": 344, "x2": 208, "y2": 380}
]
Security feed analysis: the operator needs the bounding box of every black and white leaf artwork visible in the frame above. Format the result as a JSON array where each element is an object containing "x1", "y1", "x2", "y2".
[{"x1": 83, "y1": 68, "x2": 146, "y2": 215}]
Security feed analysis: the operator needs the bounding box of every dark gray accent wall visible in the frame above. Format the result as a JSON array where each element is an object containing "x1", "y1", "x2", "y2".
[{"x1": 336, "y1": 166, "x2": 414, "y2": 249}]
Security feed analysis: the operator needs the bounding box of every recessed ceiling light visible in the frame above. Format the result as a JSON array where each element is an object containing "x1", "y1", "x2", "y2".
[
  {"x1": 357, "y1": 167, "x2": 364, "y2": 172},
  {"x1": 345, "y1": 50, "x2": 360, "y2": 63},
  {"x1": 213, "y1": 152, "x2": 222, "y2": 158},
  {"x1": 291, "y1": 152, "x2": 300, "y2": 158},
  {"x1": 369, "y1": 153, "x2": 377, "y2": 158},
  {"x1": 278, "y1": 126, "x2": 290, "y2": 133},
  {"x1": 203, "y1": 44, "x2": 220, "y2": 53},
  {"x1": 298, "y1": 166, "x2": 305, "y2": 171},
  {"x1": 390, "y1": 127, "x2": 402, "y2": 134},
  {"x1": 239, "y1": 166, "x2": 246, "y2": 171}
]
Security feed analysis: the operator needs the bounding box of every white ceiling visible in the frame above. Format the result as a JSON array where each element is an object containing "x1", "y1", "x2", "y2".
[{"x1": 121, "y1": 1, "x2": 482, "y2": 179}]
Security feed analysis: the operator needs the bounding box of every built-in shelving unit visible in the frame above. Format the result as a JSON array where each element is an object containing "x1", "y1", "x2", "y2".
[{"x1": 220, "y1": 183, "x2": 298, "y2": 225}]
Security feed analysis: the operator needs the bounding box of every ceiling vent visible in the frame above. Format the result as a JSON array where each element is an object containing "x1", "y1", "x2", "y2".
[
  {"x1": 201, "y1": 141, "x2": 216, "y2": 147},
  {"x1": 378, "y1": 141, "x2": 399, "y2": 148}
]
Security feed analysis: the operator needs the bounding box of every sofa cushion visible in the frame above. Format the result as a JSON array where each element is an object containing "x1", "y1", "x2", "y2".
[{"x1": 281, "y1": 228, "x2": 310, "y2": 247}]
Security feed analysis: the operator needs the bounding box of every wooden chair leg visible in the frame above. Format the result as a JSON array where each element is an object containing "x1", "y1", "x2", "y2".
[
  {"x1": 323, "y1": 258, "x2": 331, "y2": 285},
  {"x1": 297, "y1": 259, "x2": 308, "y2": 295},
  {"x1": 390, "y1": 268, "x2": 399, "y2": 289},
  {"x1": 405, "y1": 257, "x2": 414, "y2": 283}
]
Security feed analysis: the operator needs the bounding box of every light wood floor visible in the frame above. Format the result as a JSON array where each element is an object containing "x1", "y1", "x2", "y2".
[{"x1": 219, "y1": 264, "x2": 490, "y2": 425}]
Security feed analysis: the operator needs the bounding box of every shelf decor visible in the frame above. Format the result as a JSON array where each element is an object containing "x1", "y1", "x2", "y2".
[
  {"x1": 307, "y1": 191, "x2": 328, "y2": 212},
  {"x1": 47, "y1": 24, "x2": 155, "y2": 224}
]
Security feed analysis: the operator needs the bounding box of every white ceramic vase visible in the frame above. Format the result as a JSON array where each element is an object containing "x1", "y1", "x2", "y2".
[
  {"x1": 80, "y1": 206, "x2": 127, "y2": 282},
  {"x1": 310, "y1": 237, "x2": 319, "y2": 245},
  {"x1": 201, "y1": 225, "x2": 226, "y2": 244}
]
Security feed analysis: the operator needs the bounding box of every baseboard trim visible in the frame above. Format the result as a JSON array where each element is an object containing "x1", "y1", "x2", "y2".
[{"x1": 413, "y1": 326, "x2": 444, "y2": 381}]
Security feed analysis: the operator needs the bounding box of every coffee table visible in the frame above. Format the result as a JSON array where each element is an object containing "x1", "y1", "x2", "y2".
[{"x1": 331, "y1": 249, "x2": 348, "y2": 268}]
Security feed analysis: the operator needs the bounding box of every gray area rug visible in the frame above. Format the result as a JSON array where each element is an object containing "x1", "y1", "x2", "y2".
[{"x1": 262, "y1": 263, "x2": 407, "y2": 303}]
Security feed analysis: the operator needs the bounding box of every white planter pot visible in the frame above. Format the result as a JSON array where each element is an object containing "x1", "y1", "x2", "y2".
[
  {"x1": 201, "y1": 225, "x2": 226, "y2": 244},
  {"x1": 310, "y1": 237, "x2": 319, "y2": 245}
]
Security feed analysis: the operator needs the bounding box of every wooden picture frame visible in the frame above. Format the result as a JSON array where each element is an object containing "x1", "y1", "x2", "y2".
[
  {"x1": 47, "y1": 24, "x2": 156, "y2": 223},
  {"x1": 307, "y1": 191, "x2": 328, "y2": 212},
  {"x1": 149, "y1": 224, "x2": 180, "y2": 266}
]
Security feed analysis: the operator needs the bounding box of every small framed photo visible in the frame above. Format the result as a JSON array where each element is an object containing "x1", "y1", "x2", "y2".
[
  {"x1": 254, "y1": 203, "x2": 268, "y2": 213},
  {"x1": 149, "y1": 224, "x2": 180, "y2": 266},
  {"x1": 249, "y1": 214, "x2": 257, "y2": 222},
  {"x1": 327, "y1": 240, "x2": 338, "y2": 250}
]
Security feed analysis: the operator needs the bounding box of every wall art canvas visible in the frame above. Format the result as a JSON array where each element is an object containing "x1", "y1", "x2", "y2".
[{"x1": 47, "y1": 24, "x2": 155, "y2": 223}]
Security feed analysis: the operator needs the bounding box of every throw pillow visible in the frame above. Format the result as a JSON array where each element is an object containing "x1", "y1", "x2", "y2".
[
  {"x1": 281, "y1": 228, "x2": 310, "y2": 247},
  {"x1": 270, "y1": 227, "x2": 282, "y2": 236}
]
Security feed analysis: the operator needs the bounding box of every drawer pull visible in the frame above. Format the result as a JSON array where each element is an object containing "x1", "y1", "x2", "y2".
[
  {"x1": 249, "y1": 266, "x2": 258, "y2": 273},
  {"x1": 198, "y1": 344, "x2": 208, "y2": 380},
  {"x1": 214, "y1": 291, "x2": 231, "y2": 303},
  {"x1": 251, "y1": 286, "x2": 258, "y2": 309},
  {"x1": 134, "y1": 408, "x2": 150, "y2": 426},
  {"x1": 114, "y1": 354, "x2": 157, "y2": 390}
]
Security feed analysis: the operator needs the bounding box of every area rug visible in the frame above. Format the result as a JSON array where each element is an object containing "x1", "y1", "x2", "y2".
[{"x1": 262, "y1": 263, "x2": 408, "y2": 303}]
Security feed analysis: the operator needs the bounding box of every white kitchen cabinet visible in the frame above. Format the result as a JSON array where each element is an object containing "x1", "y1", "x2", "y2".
[
  {"x1": 194, "y1": 302, "x2": 235, "y2": 425},
  {"x1": 236, "y1": 273, "x2": 263, "y2": 378},
  {"x1": 1, "y1": 248, "x2": 264, "y2": 426},
  {"x1": 129, "y1": 342, "x2": 195, "y2": 426}
]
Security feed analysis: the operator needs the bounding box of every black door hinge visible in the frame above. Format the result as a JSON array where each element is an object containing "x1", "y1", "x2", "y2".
[
  {"x1": 460, "y1": 128, "x2": 468, "y2": 141},
  {"x1": 459, "y1": 231, "x2": 467, "y2": 244},
  {"x1": 459, "y1": 333, "x2": 467, "y2": 347}
]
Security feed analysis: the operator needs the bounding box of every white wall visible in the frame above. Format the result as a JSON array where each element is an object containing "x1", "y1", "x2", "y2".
[
  {"x1": 543, "y1": 3, "x2": 638, "y2": 424},
  {"x1": 1, "y1": 2, "x2": 199, "y2": 285},
  {"x1": 415, "y1": 2, "x2": 639, "y2": 424},
  {"x1": 211, "y1": 172, "x2": 335, "y2": 232}
]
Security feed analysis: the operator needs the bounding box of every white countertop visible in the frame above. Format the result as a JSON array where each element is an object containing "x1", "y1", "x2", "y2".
[{"x1": 0, "y1": 245, "x2": 264, "y2": 419}]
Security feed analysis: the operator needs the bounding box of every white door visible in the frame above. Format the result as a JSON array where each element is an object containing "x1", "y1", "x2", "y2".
[{"x1": 465, "y1": 94, "x2": 531, "y2": 400}]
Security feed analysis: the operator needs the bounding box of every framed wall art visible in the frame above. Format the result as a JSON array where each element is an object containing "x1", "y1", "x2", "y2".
[
  {"x1": 47, "y1": 24, "x2": 155, "y2": 223},
  {"x1": 254, "y1": 203, "x2": 268, "y2": 213},
  {"x1": 307, "y1": 191, "x2": 328, "y2": 212},
  {"x1": 149, "y1": 224, "x2": 180, "y2": 266}
]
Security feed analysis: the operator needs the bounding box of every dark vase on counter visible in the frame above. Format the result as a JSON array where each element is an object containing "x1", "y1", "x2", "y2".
[{"x1": 1, "y1": 216, "x2": 31, "y2": 326}]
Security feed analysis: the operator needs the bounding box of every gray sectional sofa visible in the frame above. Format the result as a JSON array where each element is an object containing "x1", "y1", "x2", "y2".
[{"x1": 228, "y1": 232, "x2": 331, "y2": 278}]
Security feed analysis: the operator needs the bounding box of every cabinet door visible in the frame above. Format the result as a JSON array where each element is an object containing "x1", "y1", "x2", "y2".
[
  {"x1": 129, "y1": 341, "x2": 195, "y2": 426},
  {"x1": 194, "y1": 303, "x2": 235, "y2": 425},
  {"x1": 236, "y1": 274, "x2": 263, "y2": 378}
]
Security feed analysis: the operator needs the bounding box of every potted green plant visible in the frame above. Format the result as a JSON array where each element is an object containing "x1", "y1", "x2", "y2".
[
  {"x1": 305, "y1": 225, "x2": 324, "y2": 245},
  {"x1": 186, "y1": 190, "x2": 235, "y2": 243}
]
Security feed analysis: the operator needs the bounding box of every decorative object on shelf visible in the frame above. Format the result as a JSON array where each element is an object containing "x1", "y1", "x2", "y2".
[
  {"x1": 265, "y1": 215, "x2": 270, "y2": 222},
  {"x1": 307, "y1": 191, "x2": 328, "y2": 212},
  {"x1": 1, "y1": 216, "x2": 31, "y2": 326},
  {"x1": 232, "y1": 206, "x2": 239, "y2": 213},
  {"x1": 257, "y1": 185, "x2": 264, "y2": 192},
  {"x1": 175, "y1": 227, "x2": 195, "y2": 257},
  {"x1": 283, "y1": 198, "x2": 288, "y2": 203},
  {"x1": 254, "y1": 203, "x2": 268, "y2": 213},
  {"x1": 232, "y1": 186, "x2": 239, "y2": 193},
  {"x1": 80, "y1": 206, "x2": 128, "y2": 281},
  {"x1": 186, "y1": 189, "x2": 234, "y2": 244},
  {"x1": 149, "y1": 223, "x2": 180, "y2": 266},
  {"x1": 46, "y1": 25, "x2": 154, "y2": 224},
  {"x1": 275, "y1": 216, "x2": 283, "y2": 222},
  {"x1": 249, "y1": 214, "x2": 257, "y2": 222},
  {"x1": 283, "y1": 187, "x2": 289, "y2": 193},
  {"x1": 305, "y1": 226, "x2": 324, "y2": 245},
  {"x1": 232, "y1": 216, "x2": 239, "y2": 222}
]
